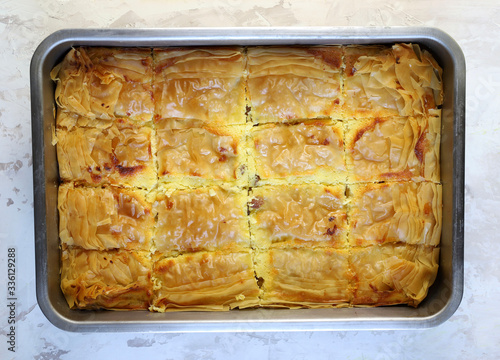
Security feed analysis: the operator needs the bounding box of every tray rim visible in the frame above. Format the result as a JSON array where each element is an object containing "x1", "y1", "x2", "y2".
[{"x1": 31, "y1": 26, "x2": 465, "y2": 332}]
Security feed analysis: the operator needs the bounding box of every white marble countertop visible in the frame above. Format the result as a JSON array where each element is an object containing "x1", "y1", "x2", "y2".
[{"x1": 0, "y1": 0, "x2": 499, "y2": 358}]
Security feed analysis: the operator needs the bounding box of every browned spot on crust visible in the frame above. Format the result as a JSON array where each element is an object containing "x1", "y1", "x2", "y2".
[
  {"x1": 116, "y1": 164, "x2": 145, "y2": 176},
  {"x1": 90, "y1": 173, "x2": 102, "y2": 183},
  {"x1": 423, "y1": 202, "x2": 432, "y2": 215},
  {"x1": 422, "y1": 93, "x2": 436, "y2": 112},
  {"x1": 190, "y1": 171, "x2": 201, "y2": 177},
  {"x1": 249, "y1": 196, "x2": 264, "y2": 209},
  {"x1": 414, "y1": 130, "x2": 428, "y2": 164},
  {"x1": 322, "y1": 138, "x2": 330, "y2": 145},
  {"x1": 328, "y1": 216, "x2": 336, "y2": 222},
  {"x1": 219, "y1": 154, "x2": 227, "y2": 162},
  {"x1": 344, "y1": 54, "x2": 362, "y2": 77},
  {"x1": 306, "y1": 47, "x2": 342, "y2": 69},
  {"x1": 380, "y1": 168, "x2": 413, "y2": 180},
  {"x1": 334, "y1": 98, "x2": 340, "y2": 105},
  {"x1": 353, "y1": 118, "x2": 385, "y2": 144},
  {"x1": 325, "y1": 225, "x2": 337, "y2": 236}
]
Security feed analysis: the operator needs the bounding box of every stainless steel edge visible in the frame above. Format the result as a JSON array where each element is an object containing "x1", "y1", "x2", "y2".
[{"x1": 31, "y1": 27, "x2": 465, "y2": 332}]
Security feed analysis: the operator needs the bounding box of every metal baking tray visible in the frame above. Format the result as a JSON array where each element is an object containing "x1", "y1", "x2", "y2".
[{"x1": 31, "y1": 27, "x2": 465, "y2": 332}]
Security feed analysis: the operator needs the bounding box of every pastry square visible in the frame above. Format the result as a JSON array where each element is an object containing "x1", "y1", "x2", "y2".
[
  {"x1": 249, "y1": 120, "x2": 346, "y2": 185},
  {"x1": 249, "y1": 184, "x2": 347, "y2": 249},
  {"x1": 350, "y1": 243, "x2": 440, "y2": 307},
  {"x1": 60, "y1": 247, "x2": 153, "y2": 310},
  {"x1": 343, "y1": 44, "x2": 443, "y2": 119},
  {"x1": 56, "y1": 119, "x2": 156, "y2": 188},
  {"x1": 51, "y1": 47, "x2": 154, "y2": 122},
  {"x1": 348, "y1": 182, "x2": 442, "y2": 247},
  {"x1": 255, "y1": 248, "x2": 351, "y2": 308},
  {"x1": 153, "y1": 186, "x2": 250, "y2": 255},
  {"x1": 58, "y1": 184, "x2": 154, "y2": 251},
  {"x1": 153, "y1": 47, "x2": 246, "y2": 126},
  {"x1": 151, "y1": 251, "x2": 259, "y2": 311},
  {"x1": 247, "y1": 46, "x2": 342, "y2": 123},
  {"x1": 346, "y1": 116, "x2": 440, "y2": 182},
  {"x1": 156, "y1": 119, "x2": 249, "y2": 187}
]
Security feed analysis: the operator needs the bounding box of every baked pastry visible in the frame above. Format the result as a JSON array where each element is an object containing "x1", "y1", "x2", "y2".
[
  {"x1": 153, "y1": 47, "x2": 246, "y2": 126},
  {"x1": 249, "y1": 120, "x2": 345, "y2": 185},
  {"x1": 346, "y1": 116, "x2": 440, "y2": 182},
  {"x1": 350, "y1": 243, "x2": 439, "y2": 306},
  {"x1": 58, "y1": 183, "x2": 154, "y2": 251},
  {"x1": 60, "y1": 247, "x2": 152, "y2": 310},
  {"x1": 153, "y1": 186, "x2": 250, "y2": 256},
  {"x1": 348, "y1": 182, "x2": 442, "y2": 247},
  {"x1": 343, "y1": 44, "x2": 443, "y2": 119},
  {"x1": 50, "y1": 47, "x2": 154, "y2": 123},
  {"x1": 151, "y1": 251, "x2": 259, "y2": 311},
  {"x1": 54, "y1": 43, "x2": 442, "y2": 311},
  {"x1": 256, "y1": 248, "x2": 351, "y2": 307},
  {"x1": 249, "y1": 184, "x2": 347, "y2": 249},
  {"x1": 56, "y1": 117, "x2": 156, "y2": 189},
  {"x1": 156, "y1": 118, "x2": 249, "y2": 187},
  {"x1": 247, "y1": 46, "x2": 342, "y2": 123}
]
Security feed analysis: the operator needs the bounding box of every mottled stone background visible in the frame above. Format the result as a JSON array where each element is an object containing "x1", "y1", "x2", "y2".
[{"x1": 0, "y1": 0, "x2": 498, "y2": 359}]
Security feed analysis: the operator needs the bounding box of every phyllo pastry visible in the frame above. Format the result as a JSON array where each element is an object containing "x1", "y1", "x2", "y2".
[
  {"x1": 249, "y1": 120, "x2": 346, "y2": 185},
  {"x1": 343, "y1": 44, "x2": 443, "y2": 119},
  {"x1": 348, "y1": 182, "x2": 442, "y2": 247},
  {"x1": 151, "y1": 251, "x2": 259, "y2": 311},
  {"x1": 346, "y1": 116, "x2": 440, "y2": 182},
  {"x1": 249, "y1": 184, "x2": 347, "y2": 249},
  {"x1": 58, "y1": 184, "x2": 154, "y2": 251},
  {"x1": 61, "y1": 247, "x2": 153, "y2": 310},
  {"x1": 156, "y1": 118, "x2": 248, "y2": 187},
  {"x1": 350, "y1": 243, "x2": 439, "y2": 307},
  {"x1": 255, "y1": 248, "x2": 351, "y2": 308},
  {"x1": 56, "y1": 118, "x2": 156, "y2": 188},
  {"x1": 247, "y1": 46, "x2": 342, "y2": 123},
  {"x1": 153, "y1": 186, "x2": 250, "y2": 256},
  {"x1": 50, "y1": 47, "x2": 154, "y2": 122},
  {"x1": 153, "y1": 47, "x2": 246, "y2": 126}
]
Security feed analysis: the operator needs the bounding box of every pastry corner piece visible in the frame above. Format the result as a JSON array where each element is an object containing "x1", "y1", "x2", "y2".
[
  {"x1": 249, "y1": 184, "x2": 348, "y2": 249},
  {"x1": 350, "y1": 243, "x2": 439, "y2": 307},
  {"x1": 346, "y1": 116, "x2": 440, "y2": 183},
  {"x1": 151, "y1": 251, "x2": 259, "y2": 311},
  {"x1": 50, "y1": 47, "x2": 154, "y2": 123},
  {"x1": 343, "y1": 43, "x2": 443, "y2": 119},
  {"x1": 247, "y1": 46, "x2": 343, "y2": 123},
  {"x1": 153, "y1": 47, "x2": 246, "y2": 126},
  {"x1": 61, "y1": 248, "x2": 153, "y2": 310},
  {"x1": 348, "y1": 182, "x2": 442, "y2": 247},
  {"x1": 255, "y1": 248, "x2": 352, "y2": 308},
  {"x1": 56, "y1": 118, "x2": 156, "y2": 189}
]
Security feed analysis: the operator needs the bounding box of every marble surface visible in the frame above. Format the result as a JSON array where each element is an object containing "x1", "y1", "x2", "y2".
[{"x1": 0, "y1": 0, "x2": 499, "y2": 358}]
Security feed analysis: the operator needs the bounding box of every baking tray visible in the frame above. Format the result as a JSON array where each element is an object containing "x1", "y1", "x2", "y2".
[{"x1": 31, "y1": 27, "x2": 465, "y2": 332}]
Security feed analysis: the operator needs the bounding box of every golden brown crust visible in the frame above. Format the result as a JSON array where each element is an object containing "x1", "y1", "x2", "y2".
[
  {"x1": 348, "y1": 182, "x2": 442, "y2": 247},
  {"x1": 58, "y1": 184, "x2": 154, "y2": 251},
  {"x1": 153, "y1": 186, "x2": 250, "y2": 255},
  {"x1": 343, "y1": 44, "x2": 443, "y2": 119},
  {"x1": 56, "y1": 119, "x2": 156, "y2": 188},
  {"x1": 247, "y1": 46, "x2": 342, "y2": 123},
  {"x1": 346, "y1": 116, "x2": 440, "y2": 182},
  {"x1": 51, "y1": 47, "x2": 154, "y2": 122},
  {"x1": 153, "y1": 47, "x2": 246, "y2": 126},
  {"x1": 249, "y1": 184, "x2": 347, "y2": 249},
  {"x1": 151, "y1": 251, "x2": 259, "y2": 311},
  {"x1": 250, "y1": 120, "x2": 346, "y2": 184},
  {"x1": 256, "y1": 248, "x2": 351, "y2": 308},
  {"x1": 350, "y1": 244, "x2": 439, "y2": 307},
  {"x1": 61, "y1": 248, "x2": 152, "y2": 310}
]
